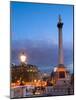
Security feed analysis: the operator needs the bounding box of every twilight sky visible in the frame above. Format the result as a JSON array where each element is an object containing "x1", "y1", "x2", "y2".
[{"x1": 11, "y1": 2, "x2": 73, "y2": 73}]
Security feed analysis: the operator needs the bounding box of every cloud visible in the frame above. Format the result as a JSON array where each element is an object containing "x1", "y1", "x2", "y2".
[{"x1": 11, "y1": 39, "x2": 73, "y2": 72}]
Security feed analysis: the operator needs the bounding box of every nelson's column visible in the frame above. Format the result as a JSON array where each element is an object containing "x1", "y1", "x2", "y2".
[
  {"x1": 57, "y1": 15, "x2": 64, "y2": 64},
  {"x1": 54, "y1": 15, "x2": 70, "y2": 82}
]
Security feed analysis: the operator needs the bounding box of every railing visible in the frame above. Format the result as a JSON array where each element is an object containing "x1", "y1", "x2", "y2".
[
  {"x1": 10, "y1": 86, "x2": 74, "y2": 98},
  {"x1": 45, "y1": 86, "x2": 74, "y2": 96},
  {"x1": 11, "y1": 86, "x2": 33, "y2": 98}
]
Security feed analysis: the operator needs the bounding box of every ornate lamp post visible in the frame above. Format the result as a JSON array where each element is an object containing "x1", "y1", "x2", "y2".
[{"x1": 19, "y1": 52, "x2": 27, "y2": 85}]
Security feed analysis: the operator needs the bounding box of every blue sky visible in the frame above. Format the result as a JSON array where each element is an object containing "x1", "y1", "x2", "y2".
[{"x1": 11, "y1": 2, "x2": 73, "y2": 73}]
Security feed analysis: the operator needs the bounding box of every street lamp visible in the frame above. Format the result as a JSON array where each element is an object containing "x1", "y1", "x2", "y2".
[{"x1": 20, "y1": 52, "x2": 27, "y2": 64}]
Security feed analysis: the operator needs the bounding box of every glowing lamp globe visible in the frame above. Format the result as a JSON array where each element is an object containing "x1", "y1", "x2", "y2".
[{"x1": 20, "y1": 53, "x2": 26, "y2": 63}]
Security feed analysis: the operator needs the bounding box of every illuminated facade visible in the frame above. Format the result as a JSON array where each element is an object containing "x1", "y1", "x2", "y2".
[{"x1": 11, "y1": 64, "x2": 42, "y2": 84}]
